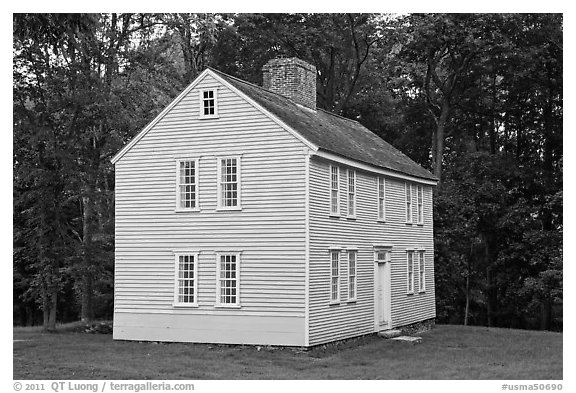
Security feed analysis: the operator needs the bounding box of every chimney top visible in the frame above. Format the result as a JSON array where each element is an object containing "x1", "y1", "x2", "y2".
[{"x1": 262, "y1": 57, "x2": 317, "y2": 109}]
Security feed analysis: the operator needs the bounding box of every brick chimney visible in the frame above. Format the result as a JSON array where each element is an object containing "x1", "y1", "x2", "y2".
[{"x1": 262, "y1": 57, "x2": 317, "y2": 109}]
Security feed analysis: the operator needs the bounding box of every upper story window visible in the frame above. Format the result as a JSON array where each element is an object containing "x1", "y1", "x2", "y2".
[
  {"x1": 216, "y1": 253, "x2": 240, "y2": 307},
  {"x1": 407, "y1": 250, "x2": 415, "y2": 294},
  {"x1": 174, "y1": 252, "x2": 198, "y2": 306},
  {"x1": 405, "y1": 183, "x2": 413, "y2": 224},
  {"x1": 329, "y1": 165, "x2": 340, "y2": 216},
  {"x1": 176, "y1": 159, "x2": 199, "y2": 211},
  {"x1": 417, "y1": 185, "x2": 424, "y2": 224},
  {"x1": 377, "y1": 177, "x2": 386, "y2": 221},
  {"x1": 200, "y1": 89, "x2": 218, "y2": 118},
  {"x1": 347, "y1": 170, "x2": 356, "y2": 218},
  {"x1": 418, "y1": 250, "x2": 426, "y2": 292},
  {"x1": 217, "y1": 157, "x2": 241, "y2": 210},
  {"x1": 330, "y1": 250, "x2": 340, "y2": 303}
]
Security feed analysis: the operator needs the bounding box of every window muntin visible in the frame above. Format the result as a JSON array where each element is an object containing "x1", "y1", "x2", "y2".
[
  {"x1": 330, "y1": 165, "x2": 340, "y2": 216},
  {"x1": 200, "y1": 89, "x2": 218, "y2": 118},
  {"x1": 348, "y1": 250, "x2": 357, "y2": 301},
  {"x1": 217, "y1": 157, "x2": 240, "y2": 209},
  {"x1": 330, "y1": 250, "x2": 340, "y2": 302},
  {"x1": 407, "y1": 251, "x2": 415, "y2": 294},
  {"x1": 176, "y1": 159, "x2": 198, "y2": 210},
  {"x1": 405, "y1": 183, "x2": 413, "y2": 223},
  {"x1": 418, "y1": 250, "x2": 426, "y2": 292},
  {"x1": 417, "y1": 185, "x2": 424, "y2": 224},
  {"x1": 378, "y1": 177, "x2": 386, "y2": 221},
  {"x1": 216, "y1": 253, "x2": 240, "y2": 306},
  {"x1": 347, "y1": 170, "x2": 356, "y2": 217},
  {"x1": 174, "y1": 253, "x2": 198, "y2": 306}
]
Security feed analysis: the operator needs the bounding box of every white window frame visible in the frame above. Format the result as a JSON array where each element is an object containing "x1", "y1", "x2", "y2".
[
  {"x1": 330, "y1": 249, "x2": 341, "y2": 304},
  {"x1": 216, "y1": 156, "x2": 242, "y2": 211},
  {"x1": 377, "y1": 176, "x2": 386, "y2": 222},
  {"x1": 347, "y1": 169, "x2": 356, "y2": 218},
  {"x1": 406, "y1": 250, "x2": 415, "y2": 294},
  {"x1": 199, "y1": 88, "x2": 219, "y2": 119},
  {"x1": 173, "y1": 251, "x2": 199, "y2": 307},
  {"x1": 175, "y1": 158, "x2": 200, "y2": 212},
  {"x1": 347, "y1": 250, "x2": 357, "y2": 302},
  {"x1": 329, "y1": 165, "x2": 340, "y2": 217},
  {"x1": 215, "y1": 252, "x2": 241, "y2": 308},
  {"x1": 405, "y1": 182, "x2": 413, "y2": 224},
  {"x1": 417, "y1": 185, "x2": 424, "y2": 225},
  {"x1": 418, "y1": 250, "x2": 426, "y2": 293}
]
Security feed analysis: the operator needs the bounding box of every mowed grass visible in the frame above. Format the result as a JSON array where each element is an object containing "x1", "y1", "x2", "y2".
[{"x1": 13, "y1": 324, "x2": 562, "y2": 380}]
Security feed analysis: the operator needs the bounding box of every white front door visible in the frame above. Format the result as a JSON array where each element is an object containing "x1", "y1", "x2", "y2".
[{"x1": 374, "y1": 250, "x2": 392, "y2": 330}]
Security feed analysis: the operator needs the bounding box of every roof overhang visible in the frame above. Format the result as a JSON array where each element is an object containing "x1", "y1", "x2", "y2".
[{"x1": 313, "y1": 149, "x2": 439, "y2": 186}]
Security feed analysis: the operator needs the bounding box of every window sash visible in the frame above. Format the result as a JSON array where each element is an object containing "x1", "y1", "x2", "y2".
[
  {"x1": 378, "y1": 177, "x2": 386, "y2": 221},
  {"x1": 176, "y1": 159, "x2": 198, "y2": 210},
  {"x1": 407, "y1": 251, "x2": 414, "y2": 293},
  {"x1": 216, "y1": 253, "x2": 240, "y2": 306},
  {"x1": 347, "y1": 170, "x2": 356, "y2": 217},
  {"x1": 330, "y1": 165, "x2": 340, "y2": 215},
  {"x1": 417, "y1": 185, "x2": 423, "y2": 224},
  {"x1": 174, "y1": 253, "x2": 198, "y2": 306},
  {"x1": 405, "y1": 183, "x2": 413, "y2": 223},
  {"x1": 348, "y1": 250, "x2": 357, "y2": 300},
  {"x1": 218, "y1": 157, "x2": 240, "y2": 209},
  {"x1": 330, "y1": 250, "x2": 340, "y2": 302},
  {"x1": 418, "y1": 251, "x2": 426, "y2": 292}
]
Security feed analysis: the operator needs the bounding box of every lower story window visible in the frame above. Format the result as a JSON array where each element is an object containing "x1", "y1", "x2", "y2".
[
  {"x1": 407, "y1": 250, "x2": 415, "y2": 294},
  {"x1": 418, "y1": 250, "x2": 426, "y2": 292},
  {"x1": 174, "y1": 253, "x2": 198, "y2": 306},
  {"x1": 217, "y1": 253, "x2": 240, "y2": 306},
  {"x1": 348, "y1": 250, "x2": 357, "y2": 301},
  {"x1": 330, "y1": 250, "x2": 340, "y2": 303}
]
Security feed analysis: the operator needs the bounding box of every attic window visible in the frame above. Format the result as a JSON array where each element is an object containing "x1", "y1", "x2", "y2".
[{"x1": 200, "y1": 89, "x2": 218, "y2": 118}]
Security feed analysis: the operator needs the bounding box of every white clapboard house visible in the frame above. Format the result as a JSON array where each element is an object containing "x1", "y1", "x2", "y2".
[{"x1": 111, "y1": 57, "x2": 438, "y2": 347}]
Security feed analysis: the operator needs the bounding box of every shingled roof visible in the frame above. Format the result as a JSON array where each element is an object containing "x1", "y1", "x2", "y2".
[{"x1": 210, "y1": 68, "x2": 437, "y2": 182}]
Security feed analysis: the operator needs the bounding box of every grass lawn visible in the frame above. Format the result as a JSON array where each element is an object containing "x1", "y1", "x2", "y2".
[{"x1": 13, "y1": 324, "x2": 562, "y2": 380}]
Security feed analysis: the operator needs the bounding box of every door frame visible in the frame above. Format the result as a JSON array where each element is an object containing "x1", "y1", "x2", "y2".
[{"x1": 373, "y1": 247, "x2": 392, "y2": 331}]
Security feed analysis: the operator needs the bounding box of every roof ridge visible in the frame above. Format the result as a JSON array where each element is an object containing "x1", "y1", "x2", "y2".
[
  {"x1": 209, "y1": 67, "x2": 360, "y2": 124},
  {"x1": 208, "y1": 67, "x2": 304, "y2": 106},
  {"x1": 316, "y1": 108, "x2": 362, "y2": 125}
]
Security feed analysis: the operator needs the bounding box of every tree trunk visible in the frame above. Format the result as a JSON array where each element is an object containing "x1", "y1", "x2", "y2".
[
  {"x1": 540, "y1": 299, "x2": 552, "y2": 331},
  {"x1": 81, "y1": 194, "x2": 95, "y2": 322},
  {"x1": 434, "y1": 101, "x2": 450, "y2": 180},
  {"x1": 464, "y1": 256, "x2": 471, "y2": 326}
]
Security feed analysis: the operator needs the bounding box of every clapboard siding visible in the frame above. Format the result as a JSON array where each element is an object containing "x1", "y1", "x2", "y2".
[
  {"x1": 114, "y1": 73, "x2": 307, "y2": 344},
  {"x1": 308, "y1": 156, "x2": 435, "y2": 346}
]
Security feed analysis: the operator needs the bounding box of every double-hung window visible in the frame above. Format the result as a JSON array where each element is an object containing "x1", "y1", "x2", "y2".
[
  {"x1": 377, "y1": 177, "x2": 386, "y2": 221},
  {"x1": 347, "y1": 170, "x2": 356, "y2": 218},
  {"x1": 407, "y1": 250, "x2": 415, "y2": 294},
  {"x1": 418, "y1": 250, "x2": 426, "y2": 292},
  {"x1": 405, "y1": 183, "x2": 413, "y2": 223},
  {"x1": 329, "y1": 165, "x2": 340, "y2": 216},
  {"x1": 330, "y1": 250, "x2": 340, "y2": 303},
  {"x1": 174, "y1": 253, "x2": 198, "y2": 306},
  {"x1": 217, "y1": 157, "x2": 241, "y2": 209},
  {"x1": 216, "y1": 253, "x2": 240, "y2": 307},
  {"x1": 176, "y1": 159, "x2": 199, "y2": 211},
  {"x1": 417, "y1": 185, "x2": 424, "y2": 224},
  {"x1": 200, "y1": 89, "x2": 218, "y2": 118},
  {"x1": 348, "y1": 250, "x2": 357, "y2": 301}
]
